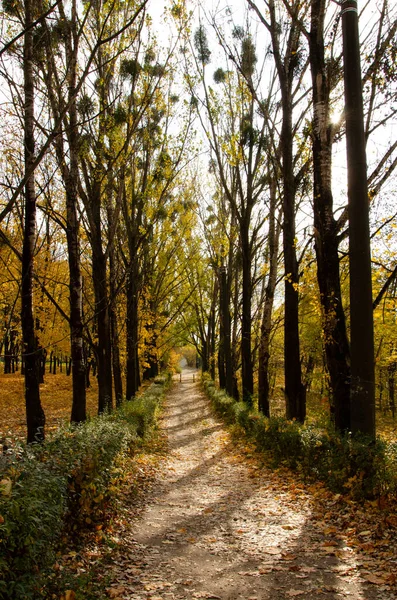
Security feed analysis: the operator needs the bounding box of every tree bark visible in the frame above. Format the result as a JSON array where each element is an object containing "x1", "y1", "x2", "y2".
[
  {"x1": 91, "y1": 225, "x2": 113, "y2": 413},
  {"x1": 67, "y1": 0, "x2": 87, "y2": 423},
  {"x1": 240, "y1": 220, "x2": 254, "y2": 404},
  {"x1": 258, "y1": 182, "x2": 281, "y2": 416},
  {"x1": 218, "y1": 266, "x2": 233, "y2": 396},
  {"x1": 109, "y1": 243, "x2": 123, "y2": 407},
  {"x1": 342, "y1": 0, "x2": 375, "y2": 436},
  {"x1": 126, "y1": 262, "x2": 140, "y2": 399},
  {"x1": 22, "y1": 0, "x2": 45, "y2": 443},
  {"x1": 209, "y1": 277, "x2": 218, "y2": 381},
  {"x1": 309, "y1": 0, "x2": 351, "y2": 431},
  {"x1": 268, "y1": 0, "x2": 305, "y2": 421}
]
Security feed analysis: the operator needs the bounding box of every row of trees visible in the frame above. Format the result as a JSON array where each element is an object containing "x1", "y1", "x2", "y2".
[
  {"x1": 0, "y1": 0, "x2": 396, "y2": 442},
  {"x1": 182, "y1": 0, "x2": 397, "y2": 437},
  {"x1": 0, "y1": 0, "x2": 199, "y2": 441}
]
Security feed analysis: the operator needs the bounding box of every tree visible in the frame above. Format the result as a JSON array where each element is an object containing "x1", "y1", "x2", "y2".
[
  {"x1": 248, "y1": 0, "x2": 308, "y2": 421},
  {"x1": 308, "y1": 0, "x2": 351, "y2": 431},
  {"x1": 258, "y1": 176, "x2": 282, "y2": 416},
  {"x1": 21, "y1": 0, "x2": 45, "y2": 442},
  {"x1": 342, "y1": 0, "x2": 375, "y2": 436},
  {"x1": 39, "y1": 0, "x2": 88, "y2": 422},
  {"x1": 191, "y1": 24, "x2": 271, "y2": 404}
]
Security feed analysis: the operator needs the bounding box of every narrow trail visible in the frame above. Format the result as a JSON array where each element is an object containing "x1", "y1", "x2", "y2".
[{"x1": 106, "y1": 372, "x2": 394, "y2": 600}]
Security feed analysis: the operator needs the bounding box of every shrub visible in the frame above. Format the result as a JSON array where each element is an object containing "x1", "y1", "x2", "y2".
[
  {"x1": 201, "y1": 373, "x2": 397, "y2": 501},
  {"x1": 0, "y1": 456, "x2": 66, "y2": 599},
  {"x1": 0, "y1": 377, "x2": 170, "y2": 600}
]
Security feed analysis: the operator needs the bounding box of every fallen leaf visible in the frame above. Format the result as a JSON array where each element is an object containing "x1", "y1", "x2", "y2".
[
  {"x1": 322, "y1": 546, "x2": 337, "y2": 554},
  {"x1": 363, "y1": 574, "x2": 386, "y2": 585},
  {"x1": 264, "y1": 547, "x2": 281, "y2": 555},
  {"x1": 385, "y1": 573, "x2": 397, "y2": 584},
  {"x1": 286, "y1": 590, "x2": 306, "y2": 597},
  {"x1": 0, "y1": 479, "x2": 12, "y2": 496},
  {"x1": 107, "y1": 587, "x2": 126, "y2": 599},
  {"x1": 323, "y1": 526, "x2": 337, "y2": 535}
]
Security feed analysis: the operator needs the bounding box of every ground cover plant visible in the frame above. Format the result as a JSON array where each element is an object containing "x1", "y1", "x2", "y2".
[
  {"x1": 0, "y1": 375, "x2": 170, "y2": 600},
  {"x1": 201, "y1": 373, "x2": 397, "y2": 502}
]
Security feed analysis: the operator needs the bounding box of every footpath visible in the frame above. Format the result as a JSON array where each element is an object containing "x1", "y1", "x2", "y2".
[{"x1": 104, "y1": 371, "x2": 396, "y2": 600}]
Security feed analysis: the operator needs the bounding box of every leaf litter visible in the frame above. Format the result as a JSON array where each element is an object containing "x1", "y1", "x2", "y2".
[{"x1": 52, "y1": 370, "x2": 397, "y2": 599}]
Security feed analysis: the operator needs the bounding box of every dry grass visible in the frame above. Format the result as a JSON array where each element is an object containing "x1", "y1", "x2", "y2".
[{"x1": 0, "y1": 371, "x2": 99, "y2": 440}]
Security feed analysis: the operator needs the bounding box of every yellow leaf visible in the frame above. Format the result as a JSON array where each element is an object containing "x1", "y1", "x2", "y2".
[
  {"x1": 0, "y1": 478, "x2": 12, "y2": 496},
  {"x1": 107, "y1": 586, "x2": 126, "y2": 598}
]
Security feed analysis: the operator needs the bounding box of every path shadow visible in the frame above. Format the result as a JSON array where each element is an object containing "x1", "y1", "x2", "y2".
[
  {"x1": 165, "y1": 412, "x2": 215, "y2": 432},
  {"x1": 125, "y1": 378, "x2": 383, "y2": 600},
  {"x1": 168, "y1": 424, "x2": 224, "y2": 451}
]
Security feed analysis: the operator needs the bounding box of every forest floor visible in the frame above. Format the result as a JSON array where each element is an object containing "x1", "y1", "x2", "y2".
[{"x1": 88, "y1": 369, "x2": 397, "y2": 600}]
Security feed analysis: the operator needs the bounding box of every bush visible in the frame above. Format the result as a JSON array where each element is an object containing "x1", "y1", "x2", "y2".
[
  {"x1": 201, "y1": 373, "x2": 397, "y2": 501},
  {"x1": 0, "y1": 377, "x2": 170, "y2": 600},
  {"x1": 0, "y1": 457, "x2": 66, "y2": 599}
]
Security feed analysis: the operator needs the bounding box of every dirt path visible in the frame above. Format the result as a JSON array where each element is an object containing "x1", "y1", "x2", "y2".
[{"x1": 106, "y1": 372, "x2": 396, "y2": 600}]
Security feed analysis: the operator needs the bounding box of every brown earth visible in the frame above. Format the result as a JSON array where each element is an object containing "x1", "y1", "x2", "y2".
[{"x1": 103, "y1": 370, "x2": 397, "y2": 600}]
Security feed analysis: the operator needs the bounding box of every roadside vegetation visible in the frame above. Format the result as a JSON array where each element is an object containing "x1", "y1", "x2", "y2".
[{"x1": 0, "y1": 376, "x2": 170, "y2": 600}]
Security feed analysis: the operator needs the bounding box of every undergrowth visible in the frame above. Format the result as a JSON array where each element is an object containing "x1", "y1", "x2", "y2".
[
  {"x1": 201, "y1": 373, "x2": 397, "y2": 502},
  {"x1": 0, "y1": 375, "x2": 170, "y2": 600}
]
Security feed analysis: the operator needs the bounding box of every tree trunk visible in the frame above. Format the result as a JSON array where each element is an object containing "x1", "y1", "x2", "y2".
[
  {"x1": 107, "y1": 178, "x2": 123, "y2": 406},
  {"x1": 208, "y1": 276, "x2": 218, "y2": 380},
  {"x1": 109, "y1": 249, "x2": 123, "y2": 406},
  {"x1": 4, "y1": 330, "x2": 10, "y2": 374},
  {"x1": 218, "y1": 267, "x2": 226, "y2": 390},
  {"x1": 309, "y1": 0, "x2": 351, "y2": 432},
  {"x1": 258, "y1": 184, "x2": 281, "y2": 416},
  {"x1": 240, "y1": 221, "x2": 254, "y2": 404},
  {"x1": 267, "y1": 0, "x2": 305, "y2": 422},
  {"x1": 282, "y1": 110, "x2": 305, "y2": 422},
  {"x1": 218, "y1": 266, "x2": 233, "y2": 396},
  {"x1": 67, "y1": 0, "x2": 87, "y2": 423},
  {"x1": 342, "y1": 0, "x2": 375, "y2": 437},
  {"x1": 92, "y1": 235, "x2": 113, "y2": 413},
  {"x1": 231, "y1": 267, "x2": 240, "y2": 400},
  {"x1": 126, "y1": 264, "x2": 140, "y2": 399},
  {"x1": 143, "y1": 326, "x2": 159, "y2": 381},
  {"x1": 22, "y1": 0, "x2": 45, "y2": 443}
]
